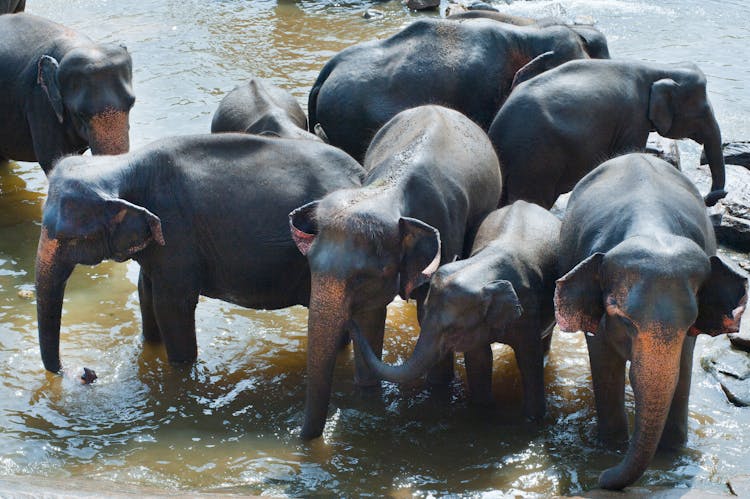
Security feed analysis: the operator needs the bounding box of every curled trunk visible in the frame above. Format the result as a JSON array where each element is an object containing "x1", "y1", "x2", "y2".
[
  {"x1": 599, "y1": 333, "x2": 683, "y2": 490},
  {"x1": 351, "y1": 319, "x2": 441, "y2": 384},
  {"x1": 701, "y1": 117, "x2": 727, "y2": 206},
  {"x1": 35, "y1": 228, "x2": 75, "y2": 373}
]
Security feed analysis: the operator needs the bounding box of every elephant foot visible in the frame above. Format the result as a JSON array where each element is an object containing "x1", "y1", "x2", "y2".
[
  {"x1": 657, "y1": 429, "x2": 687, "y2": 452},
  {"x1": 468, "y1": 391, "x2": 495, "y2": 408},
  {"x1": 426, "y1": 353, "x2": 455, "y2": 385},
  {"x1": 597, "y1": 427, "x2": 629, "y2": 450}
]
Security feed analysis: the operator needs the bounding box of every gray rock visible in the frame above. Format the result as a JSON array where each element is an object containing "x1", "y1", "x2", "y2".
[
  {"x1": 701, "y1": 337, "x2": 750, "y2": 407},
  {"x1": 685, "y1": 163, "x2": 750, "y2": 251},
  {"x1": 363, "y1": 8, "x2": 384, "y2": 19},
  {"x1": 467, "y1": 1, "x2": 500, "y2": 11},
  {"x1": 445, "y1": 2, "x2": 468, "y2": 15},
  {"x1": 645, "y1": 132, "x2": 681, "y2": 169},
  {"x1": 701, "y1": 141, "x2": 750, "y2": 169},
  {"x1": 406, "y1": 0, "x2": 440, "y2": 10}
]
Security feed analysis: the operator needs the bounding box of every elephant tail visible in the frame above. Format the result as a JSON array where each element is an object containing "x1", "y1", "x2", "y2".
[{"x1": 307, "y1": 57, "x2": 339, "y2": 134}]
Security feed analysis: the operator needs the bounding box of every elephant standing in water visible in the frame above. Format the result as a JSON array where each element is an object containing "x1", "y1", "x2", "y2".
[
  {"x1": 211, "y1": 78, "x2": 317, "y2": 141},
  {"x1": 308, "y1": 17, "x2": 609, "y2": 162},
  {"x1": 356, "y1": 201, "x2": 561, "y2": 420},
  {"x1": 289, "y1": 106, "x2": 502, "y2": 438},
  {"x1": 555, "y1": 153, "x2": 747, "y2": 490},
  {"x1": 0, "y1": 13, "x2": 134, "y2": 172},
  {"x1": 35, "y1": 134, "x2": 365, "y2": 374},
  {"x1": 489, "y1": 59, "x2": 728, "y2": 208}
]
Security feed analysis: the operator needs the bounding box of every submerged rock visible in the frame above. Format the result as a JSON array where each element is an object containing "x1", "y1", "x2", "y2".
[
  {"x1": 467, "y1": 1, "x2": 500, "y2": 11},
  {"x1": 701, "y1": 336, "x2": 750, "y2": 407},
  {"x1": 701, "y1": 141, "x2": 750, "y2": 169},
  {"x1": 406, "y1": 0, "x2": 439, "y2": 10},
  {"x1": 445, "y1": 2, "x2": 468, "y2": 15},
  {"x1": 363, "y1": 8, "x2": 384, "y2": 19}
]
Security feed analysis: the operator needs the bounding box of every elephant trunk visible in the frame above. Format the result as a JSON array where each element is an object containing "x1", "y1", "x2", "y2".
[
  {"x1": 301, "y1": 277, "x2": 349, "y2": 440},
  {"x1": 701, "y1": 115, "x2": 727, "y2": 206},
  {"x1": 599, "y1": 332, "x2": 684, "y2": 490},
  {"x1": 88, "y1": 109, "x2": 130, "y2": 155},
  {"x1": 35, "y1": 228, "x2": 75, "y2": 373},
  {"x1": 351, "y1": 319, "x2": 441, "y2": 384}
]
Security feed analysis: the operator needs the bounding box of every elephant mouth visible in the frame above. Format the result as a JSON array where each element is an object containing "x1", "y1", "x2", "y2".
[{"x1": 88, "y1": 108, "x2": 130, "y2": 155}]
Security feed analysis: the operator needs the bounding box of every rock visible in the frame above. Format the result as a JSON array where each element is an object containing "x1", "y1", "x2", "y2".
[
  {"x1": 80, "y1": 367, "x2": 97, "y2": 384},
  {"x1": 445, "y1": 3, "x2": 468, "y2": 16},
  {"x1": 645, "y1": 132, "x2": 681, "y2": 170},
  {"x1": 684, "y1": 163, "x2": 750, "y2": 251},
  {"x1": 701, "y1": 338, "x2": 750, "y2": 407},
  {"x1": 17, "y1": 289, "x2": 34, "y2": 299},
  {"x1": 730, "y1": 332, "x2": 750, "y2": 352},
  {"x1": 405, "y1": 0, "x2": 440, "y2": 10},
  {"x1": 467, "y1": 1, "x2": 500, "y2": 11},
  {"x1": 701, "y1": 141, "x2": 750, "y2": 169},
  {"x1": 363, "y1": 8, "x2": 384, "y2": 19}
]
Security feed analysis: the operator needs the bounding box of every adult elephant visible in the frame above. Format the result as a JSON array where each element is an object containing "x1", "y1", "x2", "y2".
[
  {"x1": 308, "y1": 17, "x2": 609, "y2": 162},
  {"x1": 211, "y1": 78, "x2": 316, "y2": 141},
  {"x1": 555, "y1": 153, "x2": 747, "y2": 490},
  {"x1": 0, "y1": 13, "x2": 134, "y2": 172},
  {"x1": 489, "y1": 59, "x2": 728, "y2": 208},
  {"x1": 0, "y1": 0, "x2": 24, "y2": 14},
  {"x1": 354, "y1": 201, "x2": 560, "y2": 420},
  {"x1": 36, "y1": 134, "x2": 365, "y2": 374},
  {"x1": 289, "y1": 106, "x2": 502, "y2": 438}
]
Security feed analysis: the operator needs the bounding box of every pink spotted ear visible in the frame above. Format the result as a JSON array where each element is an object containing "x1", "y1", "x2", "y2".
[
  {"x1": 289, "y1": 201, "x2": 319, "y2": 256},
  {"x1": 554, "y1": 253, "x2": 605, "y2": 333},
  {"x1": 690, "y1": 256, "x2": 748, "y2": 336}
]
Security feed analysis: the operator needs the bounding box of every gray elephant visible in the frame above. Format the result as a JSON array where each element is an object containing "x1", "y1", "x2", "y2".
[
  {"x1": 555, "y1": 153, "x2": 747, "y2": 490},
  {"x1": 0, "y1": 13, "x2": 134, "y2": 172},
  {"x1": 35, "y1": 133, "x2": 364, "y2": 374},
  {"x1": 289, "y1": 105, "x2": 502, "y2": 439},
  {"x1": 354, "y1": 201, "x2": 560, "y2": 420},
  {"x1": 0, "y1": 0, "x2": 24, "y2": 14},
  {"x1": 210, "y1": 78, "x2": 316, "y2": 141},
  {"x1": 489, "y1": 59, "x2": 727, "y2": 209},
  {"x1": 308, "y1": 17, "x2": 609, "y2": 162}
]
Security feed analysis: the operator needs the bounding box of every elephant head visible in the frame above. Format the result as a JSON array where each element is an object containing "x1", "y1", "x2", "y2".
[
  {"x1": 352, "y1": 262, "x2": 522, "y2": 384},
  {"x1": 289, "y1": 193, "x2": 441, "y2": 439},
  {"x1": 37, "y1": 44, "x2": 135, "y2": 161},
  {"x1": 648, "y1": 64, "x2": 726, "y2": 205},
  {"x1": 554, "y1": 236, "x2": 747, "y2": 490},
  {"x1": 36, "y1": 160, "x2": 164, "y2": 373}
]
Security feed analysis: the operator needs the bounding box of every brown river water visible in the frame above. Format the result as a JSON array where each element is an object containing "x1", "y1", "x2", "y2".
[{"x1": 1, "y1": 0, "x2": 749, "y2": 496}]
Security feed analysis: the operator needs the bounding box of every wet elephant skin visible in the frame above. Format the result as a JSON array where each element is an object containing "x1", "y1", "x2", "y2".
[
  {"x1": 35, "y1": 133, "x2": 365, "y2": 374},
  {"x1": 554, "y1": 153, "x2": 747, "y2": 490}
]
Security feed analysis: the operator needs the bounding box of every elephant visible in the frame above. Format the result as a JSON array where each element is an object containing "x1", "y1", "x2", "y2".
[
  {"x1": 308, "y1": 17, "x2": 609, "y2": 162},
  {"x1": 210, "y1": 78, "x2": 317, "y2": 141},
  {"x1": 35, "y1": 133, "x2": 365, "y2": 374},
  {"x1": 0, "y1": 13, "x2": 134, "y2": 173},
  {"x1": 554, "y1": 153, "x2": 747, "y2": 490},
  {"x1": 354, "y1": 201, "x2": 560, "y2": 420},
  {"x1": 288, "y1": 105, "x2": 503, "y2": 438},
  {"x1": 489, "y1": 59, "x2": 728, "y2": 209},
  {"x1": 0, "y1": 0, "x2": 24, "y2": 14}
]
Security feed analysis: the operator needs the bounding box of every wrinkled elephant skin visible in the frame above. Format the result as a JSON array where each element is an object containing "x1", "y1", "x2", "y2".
[{"x1": 555, "y1": 153, "x2": 747, "y2": 490}]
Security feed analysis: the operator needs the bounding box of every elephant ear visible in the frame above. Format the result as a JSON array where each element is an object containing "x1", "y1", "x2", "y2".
[
  {"x1": 289, "y1": 201, "x2": 319, "y2": 256},
  {"x1": 690, "y1": 256, "x2": 748, "y2": 336},
  {"x1": 399, "y1": 217, "x2": 440, "y2": 300},
  {"x1": 511, "y1": 51, "x2": 555, "y2": 89},
  {"x1": 554, "y1": 253, "x2": 605, "y2": 333},
  {"x1": 105, "y1": 199, "x2": 165, "y2": 262},
  {"x1": 649, "y1": 78, "x2": 679, "y2": 136},
  {"x1": 482, "y1": 280, "x2": 523, "y2": 330},
  {"x1": 37, "y1": 55, "x2": 64, "y2": 124}
]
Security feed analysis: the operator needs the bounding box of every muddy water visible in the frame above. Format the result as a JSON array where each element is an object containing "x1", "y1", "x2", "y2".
[{"x1": 1, "y1": 0, "x2": 749, "y2": 495}]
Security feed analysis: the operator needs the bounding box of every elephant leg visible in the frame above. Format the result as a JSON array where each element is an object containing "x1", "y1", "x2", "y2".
[
  {"x1": 514, "y1": 334, "x2": 546, "y2": 421},
  {"x1": 150, "y1": 275, "x2": 200, "y2": 364},
  {"x1": 351, "y1": 305, "x2": 387, "y2": 386},
  {"x1": 138, "y1": 269, "x2": 161, "y2": 343},
  {"x1": 465, "y1": 343, "x2": 493, "y2": 406},
  {"x1": 586, "y1": 333, "x2": 628, "y2": 447},
  {"x1": 659, "y1": 336, "x2": 695, "y2": 451},
  {"x1": 414, "y1": 286, "x2": 455, "y2": 385}
]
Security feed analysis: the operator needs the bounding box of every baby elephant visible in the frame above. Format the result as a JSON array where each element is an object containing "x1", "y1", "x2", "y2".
[
  {"x1": 355, "y1": 201, "x2": 560, "y2": 420},
  {"x1": 35, "y1": 133, "x2": 364, "y2": 375},
  {"x1": 210, "y1": 78, "x2": 316, "y2": 141},
  {"x1": 555, "y1": 153, "x2": 747, "y2": 490},
  {"x1": 490, "y1": 59, "x2": 727, "y2": 208}
]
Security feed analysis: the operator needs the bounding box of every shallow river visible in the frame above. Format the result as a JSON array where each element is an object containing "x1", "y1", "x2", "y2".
[{"x1": 1, "y1": 0, "x2": 749, "y2": 496}]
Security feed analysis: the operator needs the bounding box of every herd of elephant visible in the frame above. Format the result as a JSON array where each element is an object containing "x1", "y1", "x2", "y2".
[{"x1": 0, "y1": 2, "x2": 746, "y2": 492}]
